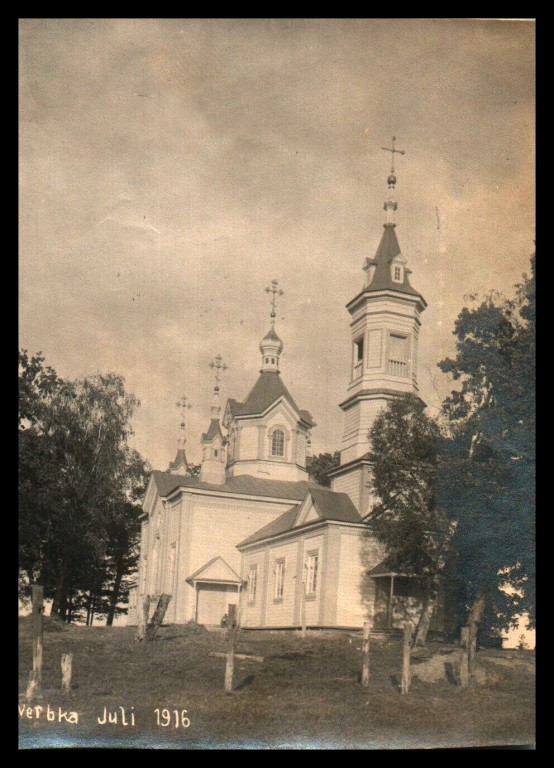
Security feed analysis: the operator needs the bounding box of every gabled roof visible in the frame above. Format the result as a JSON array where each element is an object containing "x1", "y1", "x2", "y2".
[
  {"x1": 151, "y1": 470, "x2": 315, "y2": 501},
  {"x1": 231, "y1": 371, "x2": 315, "y2": 425},
  {"x1": 168, "y1": 448, "x2": 187, "y2": 472},
  {"x1": 201, "y1": 419, "x2": 222, "y2": 442},
  {"x1": 363, "y1": 224, "x2": 423, "y2": 299},
  {"x1": 237, "y1": 487, "x2": 362, "y2": 547},
  {"x1": 309, "y1": 487, "x2": 362, "y2": 523},
  {"x1": 187, "y1": 556, "x2": 241, "y2": 584}
]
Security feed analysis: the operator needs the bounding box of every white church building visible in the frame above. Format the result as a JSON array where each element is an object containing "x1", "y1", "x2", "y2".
[{"x1": 130, "y1": 160, "x2": 448, "y2": 633}]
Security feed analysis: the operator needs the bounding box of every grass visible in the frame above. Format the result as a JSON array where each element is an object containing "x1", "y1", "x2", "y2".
[{"x1": 18, "y1": 618, "x2": 535, "y2": 749}]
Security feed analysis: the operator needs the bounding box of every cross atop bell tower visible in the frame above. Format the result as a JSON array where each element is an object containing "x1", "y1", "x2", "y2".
[{"x1": 380, "y1": 136, "x2": 405, "y2": 226}]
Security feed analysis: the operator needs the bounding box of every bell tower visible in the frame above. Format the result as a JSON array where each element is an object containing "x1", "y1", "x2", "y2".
[{"x1": 329, "y1": 138, "x2": 427, "y2": 515}]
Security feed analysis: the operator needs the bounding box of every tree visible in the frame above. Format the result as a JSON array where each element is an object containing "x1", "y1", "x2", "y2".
[
  {"x1": 308, "y1": 451, "x2": 340, "y2": 486},
  {"x1": 365, "y1": 394, "x2": 452, "y2": 645},
  {"x1": 19, "y1": 354, "x2": 149, "y2": 623},
  {"x1": 438, "y1": 254, "x2": 535, "y2": 638}
]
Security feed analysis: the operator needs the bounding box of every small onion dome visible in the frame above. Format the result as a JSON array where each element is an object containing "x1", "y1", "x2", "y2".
[
  {"x1": 260, "y1": 326, "x2": 284, "y2": 354},
  {"x1": 387, "y1": 173, "x2": 397, "y2": 187}
]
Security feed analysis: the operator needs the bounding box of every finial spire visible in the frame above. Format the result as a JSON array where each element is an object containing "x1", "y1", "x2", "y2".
[
  {"x1": 208, "y1": 355, "x2": 227, "y2": 418},
  {"x1": 209, "y1": 354, "x2": 227, "y2": 394},
  {"x1": 176, "y1": 395, "x2": 192, "y2": 449},
  {"x1": 381, "y1": 136, "x2": 405, "y2": 225},
  {"x1": 265, "y1": 279, "x2": 284, "y2": 329}
]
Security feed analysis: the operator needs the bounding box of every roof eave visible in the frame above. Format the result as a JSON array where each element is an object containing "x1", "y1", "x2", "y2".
[{"x1": 346, "y1": 288, "x2": 427, "y2": 313}]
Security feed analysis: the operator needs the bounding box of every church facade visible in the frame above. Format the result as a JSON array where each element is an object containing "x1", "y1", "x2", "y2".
[{"x1": 130, "y1": 161, "x2": 446, "y2": 632}]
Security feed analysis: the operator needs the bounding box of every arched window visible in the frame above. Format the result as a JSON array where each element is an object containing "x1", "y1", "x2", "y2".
[{"x1": 271, "y1": 429, "x2": 285, "y2": 457}]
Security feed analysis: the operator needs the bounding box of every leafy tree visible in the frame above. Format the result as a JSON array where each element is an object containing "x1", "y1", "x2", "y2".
[
  {"x1": 438, "y1": 254, "x2": 535, "y2": 638},
  {"x1": 19, "y1": 354, "x2": 149, "y2": 623},
  {"x1": 308, "y1": 451, "x2": 340, "y2": 486},
  {"x1": 365, "y1": 394, "x2": 452, "y2": 645}
]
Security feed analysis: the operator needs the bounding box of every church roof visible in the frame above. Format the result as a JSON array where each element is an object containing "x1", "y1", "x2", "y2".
[
  {"x1": 230, "y1": 371, "x2": 315, "y2": 426},
  {"x1": 201, "y1": 419, "x2": 222, "y2": 442},
  {"x1": 237, "y1": 487, "x2": 362, "y2": 547},
  {"x1": 364, "y1": 224, "x2": 423, "y2": 298},
  {"x1": 168, "y1": 448, "x2": 187, "y2": 472},
  {"x1": 151, "y1": 470, "x2": 316, "y2": 501}
]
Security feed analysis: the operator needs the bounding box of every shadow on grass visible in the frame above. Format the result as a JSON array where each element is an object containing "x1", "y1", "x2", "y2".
[
  {"x1": 235, "y1": 674, "x2": 256, "y2": 691},
  {"x1": 444, "y1": 662, "x2": 458, "y2": 686}
]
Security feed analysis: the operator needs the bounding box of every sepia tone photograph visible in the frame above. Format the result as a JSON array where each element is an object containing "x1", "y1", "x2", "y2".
[{"x1": 19, "y1": 18, "x2": 535, "y2": 749}]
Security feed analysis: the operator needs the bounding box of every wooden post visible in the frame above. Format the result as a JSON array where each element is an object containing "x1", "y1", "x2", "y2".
[
  {"x1": 145, "y1": 593, "x2": 171, "y2": 640},
  {"x1": 61, "y1": 653, "x2": 73, "y2": 695},
  {"x1": 361, "y1": 621, "x2": 370, "y2": 687},
  {"x1": 401, "y1": 620, "x2": 412, "y2": 695},
  {"x1": 25, "y1": 585, "x2": 44, "y2": 701},
  {"x1": 224, "y1": 604, "x2": 238, "y2": 692},
  {"x1": 468, "y1": 621, "x2": 477, "y2": 675},
  {"x1": 300, "y1": 580, "x2": 307, "y2": 639},
  {"x1": 388, "y1": 575, "x2": 395, "y2": 629},
  {"x1": 136, "y1": 594, "x2": 150, "y2": 641},
  {"x1": 460, "y1": 626, "x2": 469, "y2": 688}
]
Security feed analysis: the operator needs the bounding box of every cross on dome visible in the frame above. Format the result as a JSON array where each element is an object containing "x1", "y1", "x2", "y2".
[
  {"x1": 265, "y1": 279, "x2": 284, "y2": 328},
  {"x1": 260, "y1": 280, "x2": 284, "y2": 372}
]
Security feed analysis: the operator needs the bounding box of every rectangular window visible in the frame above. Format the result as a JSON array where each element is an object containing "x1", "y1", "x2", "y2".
[
  {"x1": 305, "y1": 551, "x2": 319, "y2": 595},
  {"x1": 353, "y1": 336, "x2": 364, "y2": 378},
  {"x1": 394, "y1": 265, "x2": 402, "y2": 281},
  {"x1": 248, "y1": 564, "x2": 257, "y2": 603},
  {"x1": 388, "y1": 333, "x2": 409, "y2": 377},
  {"x1": 274, "y1": 559, "x2": 285, "y2": 600}
]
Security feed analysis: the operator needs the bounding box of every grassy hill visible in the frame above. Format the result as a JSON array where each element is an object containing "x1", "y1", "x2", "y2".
[{"x1": 18, "y1": 618, "x2": 535, "y2": 749}]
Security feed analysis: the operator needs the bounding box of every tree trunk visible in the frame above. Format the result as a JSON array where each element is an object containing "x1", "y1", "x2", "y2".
[
  {"x1": 106, "y1": 559, "x2": 125, "y2": 626},
  {"x1": 414, "y1": 577, "x2": 439, "y2": 647},
  {"x1": 468, "y1": 592, "x2": 486, "y2": 626},
  {"x1": 51, "y1": 560, "x2": 68, "y2": 619},
  {"x1": 467, "y1": 592, "x2": 486, "y2": 662},
  {"x1": 86, "y1": 592, "x2": 92, "y2": 626}
]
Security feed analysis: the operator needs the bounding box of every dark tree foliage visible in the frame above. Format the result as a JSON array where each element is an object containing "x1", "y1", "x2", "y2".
[
  {"x1": 19, "y1": 351, "x2": 150, "y2": 623},
  {"x1": 438, "y1": 254, "x2": 535, "y2": 635},
  {"x1": 308, "y1": 451, "x2": 340, "y2": 487},
  {"x1": 365, "y1": 394, "x2": 452, "y2": 644}
]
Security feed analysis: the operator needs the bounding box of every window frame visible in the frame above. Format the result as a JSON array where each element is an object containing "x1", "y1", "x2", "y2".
[
  {"x1": 248, "y1": 564, "x2": 258, "y2": 604},
  {"x1": 388, "y1": 332, "x2": 410, "y2": 378},
  {"x1": 305, "y1": 550, "x2": 319, "y2": 597},
  {"x1": 274, "y1": 558, "x2": 286, "y2": 601},
  {"x1": 271, "y1": 428, "x2": 285, "y2": 457}
]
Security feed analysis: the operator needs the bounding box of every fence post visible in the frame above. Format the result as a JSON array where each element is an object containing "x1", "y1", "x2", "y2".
[
  {"x1": 145, "y1": 594, "x2": 171, "y2": 641},
  {"x1": 401, "y1": 620, "x2": 412, "y2": 695},
  {"x1": 468, "y1": 621, "x2": 477, "y2": 675},
  {"x1": 460, "y1": 626, "x2": 470, "y2": 688},
  {"x1": 25, "y1": 585, "x2": 44, "y2": 701},
  {"x1": 361, "y1": 621, "x2": 370, "y2": 687},
  {"x1": 300, "y1": 580, "x2": 307, "y2": 639},
  {"x1": 224, "y1": 604, "x2": 238, "y2": 692},
  {"x1": 61, "y1": 653, "x2": 73, "y2": 695},
  {"x1": 136, "y1": 594, "x2": 150, "y2": 641}
]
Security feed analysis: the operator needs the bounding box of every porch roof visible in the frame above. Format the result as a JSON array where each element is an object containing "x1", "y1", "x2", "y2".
[
  {"x1": 367, "y1": 558, "x2": 417, "y2": 578},
  {"x1": 187, "y1": 556, "x2": 242, "y2": 585}
]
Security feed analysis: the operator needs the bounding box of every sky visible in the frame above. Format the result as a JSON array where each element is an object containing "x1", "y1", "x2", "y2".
[{"x1": 19, "y1": 19, "x2": 535, "y2": 469}]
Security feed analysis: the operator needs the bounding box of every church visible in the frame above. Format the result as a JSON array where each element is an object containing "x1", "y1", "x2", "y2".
[{"x1": 129, "y1": 151, "x2": 448, "y2": 633}]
